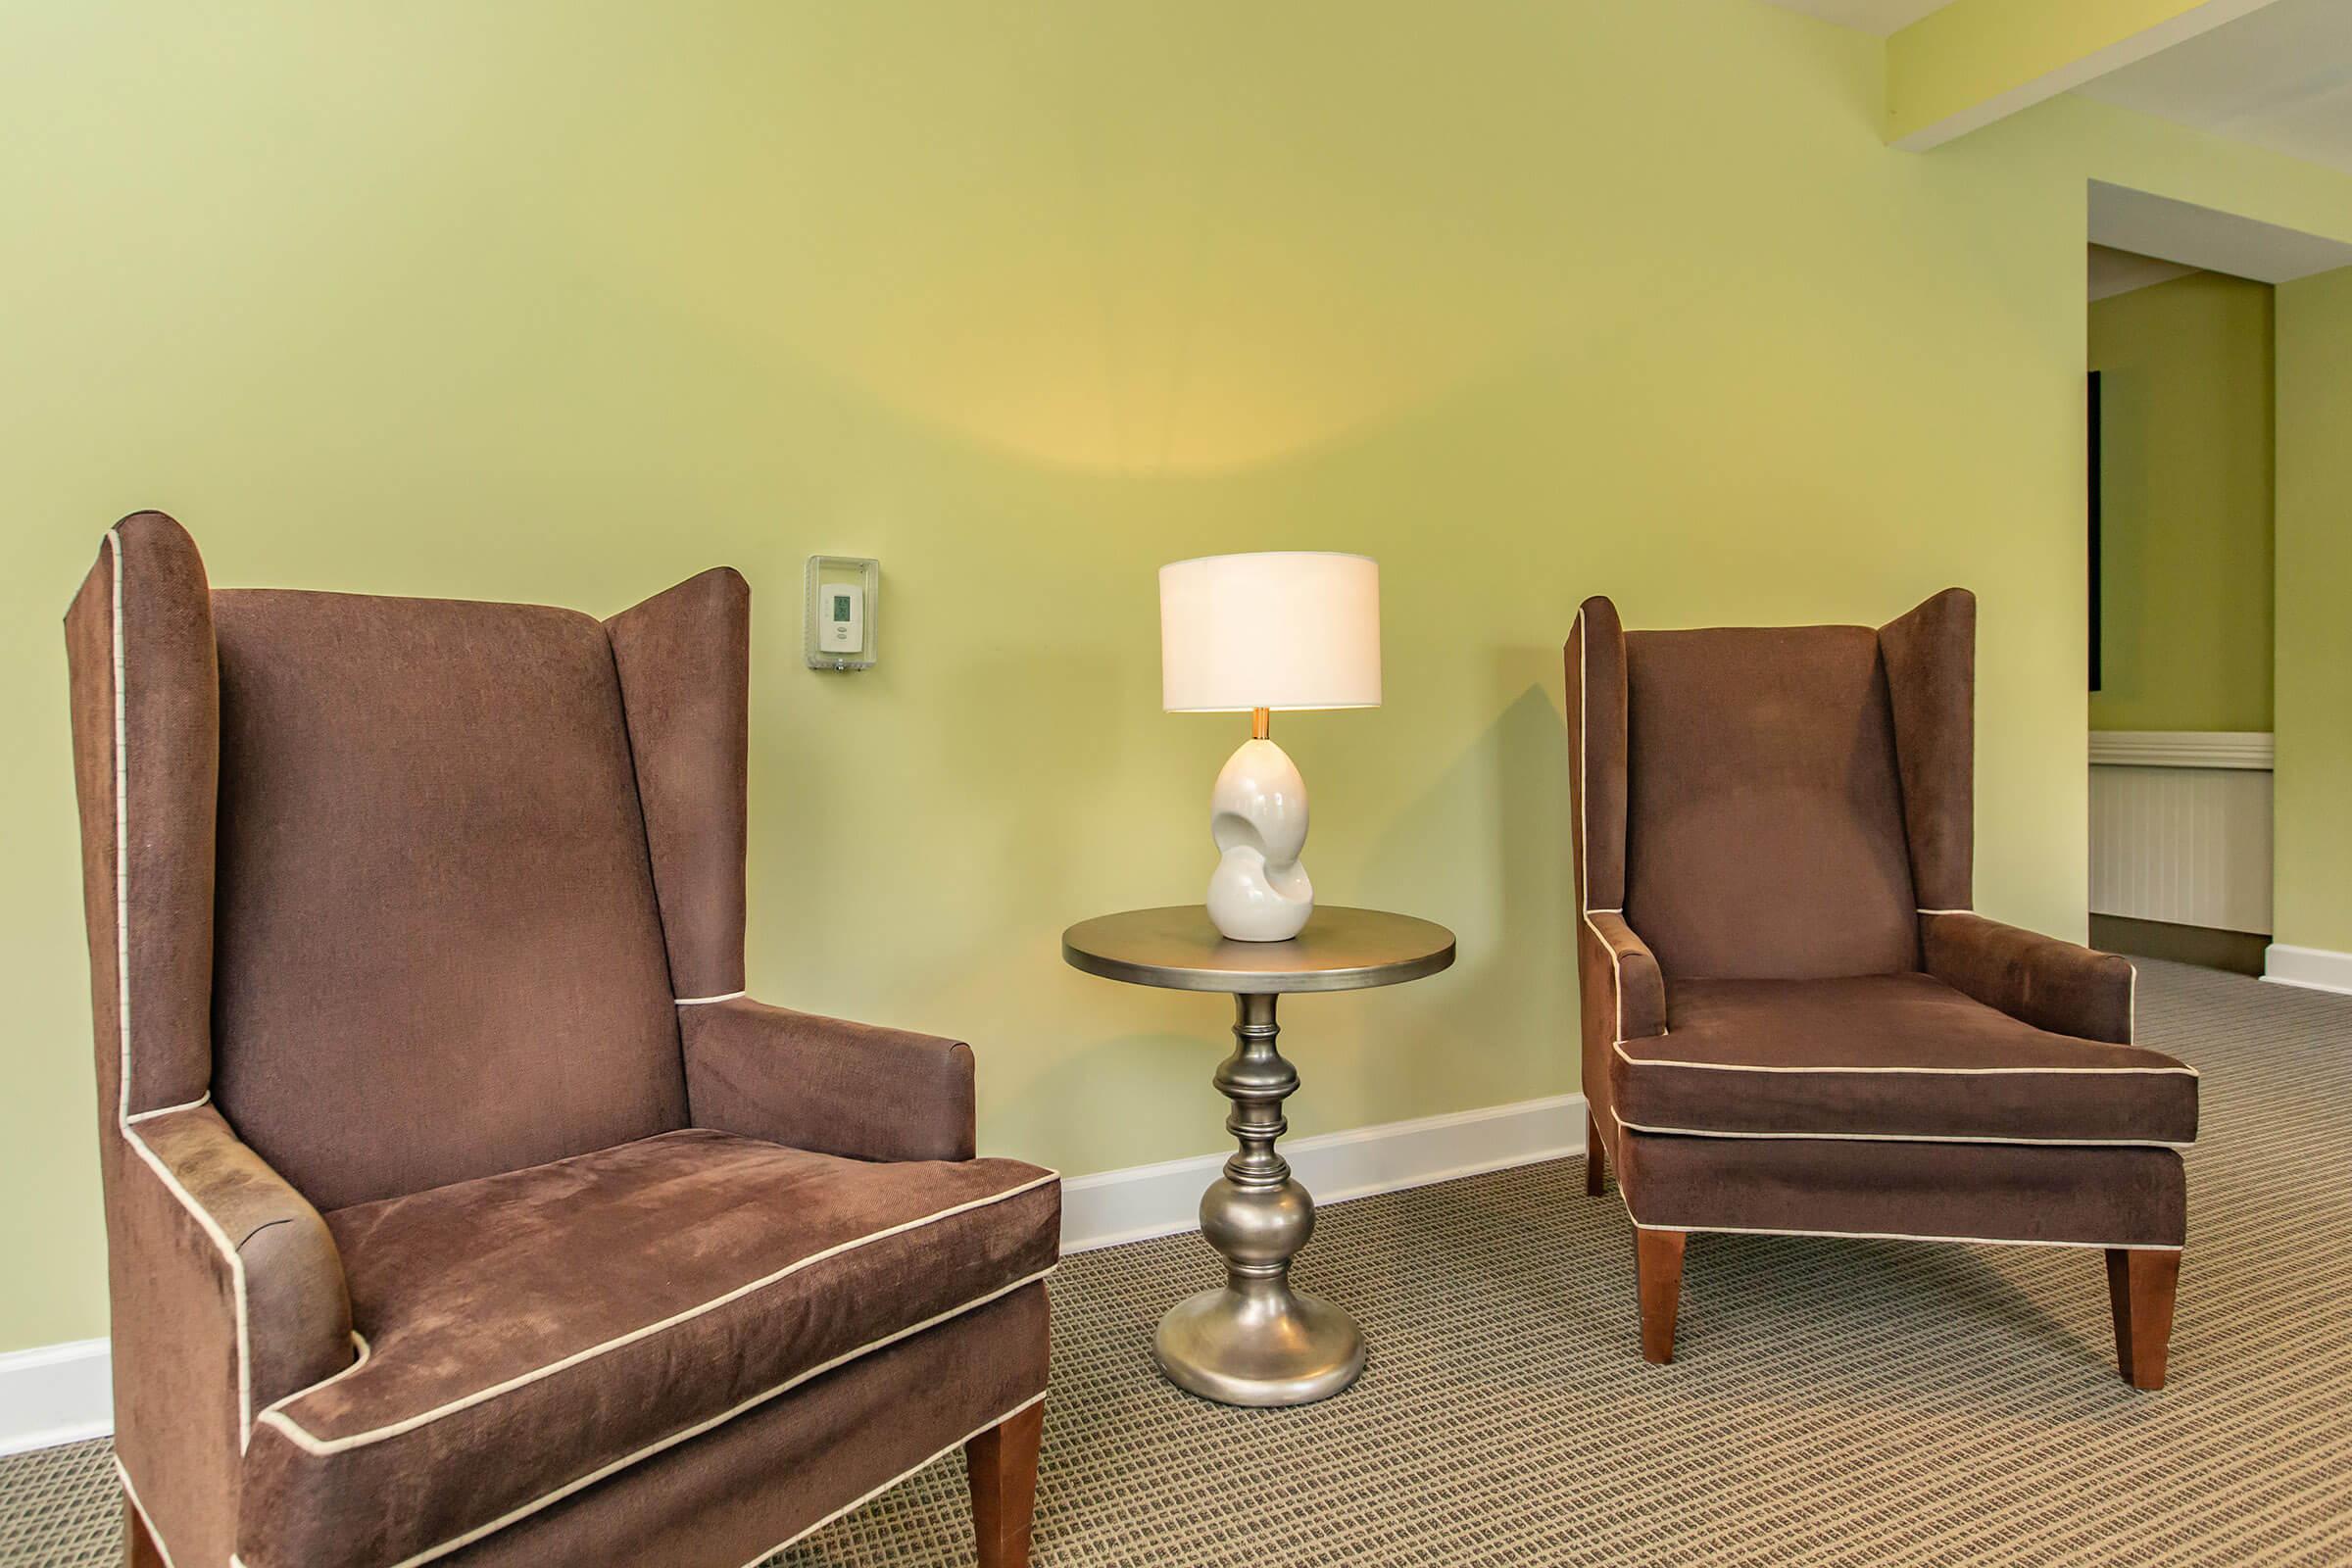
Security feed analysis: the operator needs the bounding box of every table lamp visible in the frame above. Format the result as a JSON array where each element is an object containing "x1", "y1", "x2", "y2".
[{"x1": 1158, "y1": 552, "x2": 1382, "y2": 941}]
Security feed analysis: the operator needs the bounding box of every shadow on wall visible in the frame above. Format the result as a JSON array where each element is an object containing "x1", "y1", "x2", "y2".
[{"x1": 1348, "y1": 668, "x2": 1576, "y2": 1120}]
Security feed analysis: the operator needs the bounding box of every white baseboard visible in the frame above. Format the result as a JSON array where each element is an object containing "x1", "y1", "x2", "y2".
[
  {"x1": 0, "y1": 1338, "x2": 111, "y2": 1456},
  {"x1": 0, "y1": 1095, "x2": 1591, "y2": 1454},
  {"x1": 1061, "y1": 1093, "x2": 1589, "y2": 1253},
  {"x1": 2263, "y1": 943, "x2": 2352, "y2": 997}
]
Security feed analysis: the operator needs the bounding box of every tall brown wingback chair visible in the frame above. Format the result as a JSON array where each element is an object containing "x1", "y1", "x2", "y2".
[
  {"x1": 1568, "y1": 590, "x2": 2196, "y2": 1389},
  {"x1": 68, "y1": 513, "x2": 1058, "y2": 1568}
]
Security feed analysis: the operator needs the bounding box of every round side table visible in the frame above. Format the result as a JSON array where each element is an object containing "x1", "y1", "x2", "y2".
[{"x1": 1060, "y1": 905, "x2": 1456, "y2": 1406}]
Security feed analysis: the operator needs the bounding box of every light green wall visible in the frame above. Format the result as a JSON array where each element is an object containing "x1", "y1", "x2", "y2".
[
  {"x1": 2087, "y1": 271, "x2": 2275, "y2": 732},
  {"x1": 2274, "y1": 265, "x2": 2352, "y2": 957},
  {"x1": 7, "y1": 2, "x2": 2352, "y2": 1354}
]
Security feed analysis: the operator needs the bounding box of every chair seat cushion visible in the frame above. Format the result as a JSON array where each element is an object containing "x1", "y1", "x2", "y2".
[
  {"x1": 1613, "y1": 1126, "x2": 2187, "y2": 1248},
  {"x1": 1609, "y1": 972, "x2": 2197, "y2": 1146},
  {"x1": 238, "y1": 1129, "x2": 1058, "y2": 1568}
]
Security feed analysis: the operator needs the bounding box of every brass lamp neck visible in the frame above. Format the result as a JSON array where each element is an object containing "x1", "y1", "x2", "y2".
[{"x1": 1250, "y1": 708, "x2": 1271, "y2": 741}]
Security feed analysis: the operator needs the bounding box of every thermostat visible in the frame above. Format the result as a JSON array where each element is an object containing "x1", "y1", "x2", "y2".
[{"x1": 804, "y1": 557, "x2": 879, "y2": 671}]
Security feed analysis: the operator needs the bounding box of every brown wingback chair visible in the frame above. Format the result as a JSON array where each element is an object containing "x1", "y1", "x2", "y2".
[
  {"x1": 1568, "y1": 589, "x2": 2196, "y2": 1388},
  {"x1": 67, "y1": 513, "x2": 1058, "y2": 1568}
]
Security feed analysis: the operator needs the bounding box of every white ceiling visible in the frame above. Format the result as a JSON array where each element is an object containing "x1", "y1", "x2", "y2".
[
  {"x1": 1753, "y1": 0, "x2": 1954, "y2": 35},
  {"x1": 2087, "y1": 244, "x2": 2203, "y2": 300},
  {"x1": 2089, "y1": 180, "x2": 2352, "y2": 281},
  {"x1": 2074, "y1": 0, "x2": 2352, "y2": 173}
]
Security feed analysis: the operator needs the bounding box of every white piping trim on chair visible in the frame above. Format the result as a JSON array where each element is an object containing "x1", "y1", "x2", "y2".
[
  {"x1": 376, "y1": 1266, "x2": 1057, "y2": 1568},
  {"x1": 116, "y1": 1455, "x2": 182, "y2": 1568},
  {"x1": 1625, "y1": 1216, "x2": 2181, "y2": 1252},
  {"x1": 1602, "y1": 1106, "x2": 2180, "y2": 1251},
  {"x1": 1576, "y1": 612, "x2": 1617, "y2": 1045},
  {"x1": 125, "y1": 1091, "x2": 212, "y2": 1125},
  {"x1": 728, "y1": 1389, "x2": 1050, "y2": 1568},
  {"x1": 1613, "y1": 1040, "x2": 2196, "y2": 1077},
  {"x1": 1586, "y1": 911, "x2": 1666, "y2": 1042},
  {"x1": 107, "y1": 529, "x2": 259, "y2": 1480},
  {"x1": 260, "y1": 1171, "x2": 1060, "y2": 1454},
  {"x1": 672, "y1": 990, "x2": 746, "y2": 1006},
  {"x1": 257, "y1": 1333, "x2": 372, "y2": 1421},
  {"x1": 1610, "y1": 1115, "x2": 2192, "y2": 1151},
  {"x1": 1576, "y1": 610, "x2": 1666, "y2": 1047}
]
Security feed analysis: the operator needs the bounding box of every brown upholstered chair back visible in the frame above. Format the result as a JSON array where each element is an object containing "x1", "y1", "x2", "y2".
[
  {"x1": 207, "y1": 590, "x2": 691, "y2": 1209},
  {"x1": 1579, "y1": 589, "x2": 1977, "y2": 983}
]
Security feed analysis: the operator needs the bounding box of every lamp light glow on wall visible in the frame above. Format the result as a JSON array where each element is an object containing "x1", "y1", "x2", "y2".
[{"x1": 1158, "y1": 552, "x2": 1382, "y2": 941}]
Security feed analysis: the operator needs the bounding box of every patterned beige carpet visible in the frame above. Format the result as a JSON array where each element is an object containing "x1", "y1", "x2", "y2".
[{"x1": 5, "y1": 959, "x2": 2347, "y2": 1566}]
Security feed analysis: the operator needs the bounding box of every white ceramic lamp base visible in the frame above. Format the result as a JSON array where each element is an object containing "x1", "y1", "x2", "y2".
[{"x1": 1206, "y1": 737, "x2": 1312, "y2": 942}]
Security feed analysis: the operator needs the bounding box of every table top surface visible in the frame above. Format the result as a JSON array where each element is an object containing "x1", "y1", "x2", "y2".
[{"x1": 1060, "y1": 906, "x2": 1456, "y2": 994}]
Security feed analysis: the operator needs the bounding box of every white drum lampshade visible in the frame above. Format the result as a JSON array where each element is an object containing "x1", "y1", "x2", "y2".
[
  {"x1": 1158, "y1": 552, "x2": 1382, "y2": 713},
  {"x1": 1158, "y1": 553, "x2": 1382, "y2": 942}
]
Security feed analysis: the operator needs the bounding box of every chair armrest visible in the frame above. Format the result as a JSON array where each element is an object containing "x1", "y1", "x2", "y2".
[
  {"x1": 1577, "y1": 911, "x2": 1665, "y2": 1155},
  {"x1": 1920, "y1": 910, "x2": 2134, "y2": 1043},
  {"x1": 679, "y1": 998, "x2": 978, "y2": 1162},
  {"x1": 128, "y1": 1105, "x2": 356, "y2": 1425},
  {"x1": 1584, "y1": 910, "x2": 1667, "y2": 1043}
]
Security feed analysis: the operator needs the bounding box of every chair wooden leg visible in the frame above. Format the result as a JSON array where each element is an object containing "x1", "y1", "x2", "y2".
[
  {"x1": 1636, "y1": 1228, "x2": 1687, "y2": 1365},
  {"x1": 966, "y1": 1399, "x2": 1044, "y2": 1568},
  {"x1": 1586, "y1": 1110, "x2": 1606, "y2": 1196},
  {"x1": 124, "y1": 1494, "x2": 165, "y2": 1568},
  {"x1": 2107, "y1": 1248, "x2": 2181, "y2": 1391}
]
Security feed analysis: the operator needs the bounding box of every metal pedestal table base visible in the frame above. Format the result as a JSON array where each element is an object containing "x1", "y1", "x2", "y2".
[{"x1": 1151, "y1": 992, "x2": 1365, "y2": 1406}]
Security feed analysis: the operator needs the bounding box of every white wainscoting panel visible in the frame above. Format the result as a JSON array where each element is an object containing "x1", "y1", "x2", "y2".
[{"x1": 2088, "y1": 732, "x2": 2273, "y2": 935}]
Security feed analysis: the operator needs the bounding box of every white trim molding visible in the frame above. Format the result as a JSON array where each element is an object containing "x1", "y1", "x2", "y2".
[
  {"x1": 2264, "y1": 944, "x2": 2352, "y2": 997},
  {"x1": 0, "y1": 1338, "x2": 112, "y2": 1457},
  {"x1": 2087, "y1": 731, "x2": 2274, "y2": 770},
  {"x1": 1061, "y1": 1093, "x2": 1588, "y2": 1253}
]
